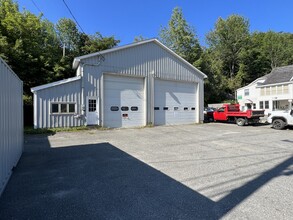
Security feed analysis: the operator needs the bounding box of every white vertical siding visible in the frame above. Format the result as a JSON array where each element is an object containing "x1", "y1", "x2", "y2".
[
  {"x1": 34, "y1": 79, "x2": 82, "y2": 128},
  {"x1": 0, "y1": 58, "x2": 23, "y2": 196},
  {"x1": 82, "y1": 42, "x2": 205, "y2": 124},
  {"x1": 33, "y1": 41, "x2": 205, "y2": 128}
]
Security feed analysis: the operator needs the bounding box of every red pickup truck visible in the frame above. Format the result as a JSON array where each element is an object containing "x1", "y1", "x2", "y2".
[{"x1": 213, "y1": 104, "x2": 265, "y2": 126}]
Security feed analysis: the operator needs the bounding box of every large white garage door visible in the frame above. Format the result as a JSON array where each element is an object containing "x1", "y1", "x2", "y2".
[
  {"x1": 103, "y1": 75, "x2": 145, "y2": 128},
  {"x1": 154, "y1": 80, "x2": 197, "y2": 125}
]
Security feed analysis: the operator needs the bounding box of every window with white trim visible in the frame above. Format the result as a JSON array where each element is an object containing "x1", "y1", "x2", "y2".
[
  {"x1": 259, "y1": 101, "x2": 264, "y2": 109},
  {"x1": 260, "y1": 88, "x2": 265, "y2": 96},
  {"x1": 244, "y1": 89, "x2": 249, "y2": 96},
  {"x1": 283, "y1": 85, "x2": 289, "y2": 94},
  {"x1": 265, "y1": 101, "x2": 269, "y2": 109},
  {"x1": 51, "y1": 103, "x2": 76, "y2": 114}
]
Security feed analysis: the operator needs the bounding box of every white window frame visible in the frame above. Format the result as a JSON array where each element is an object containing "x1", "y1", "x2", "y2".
[
  {"x1": 244, "y1": 89, "x2": 249, "y2": 96},
  {"x1": 50, "y1": 102, "x2": 76, "y2": 115},
  {"x1": 265, "y1": 101, "x2": 269, "y2": 109}
]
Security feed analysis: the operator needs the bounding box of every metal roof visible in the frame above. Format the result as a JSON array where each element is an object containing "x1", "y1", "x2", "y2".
[{"x1": 31, "y1": 76, "x2": 81, "y2": 92}]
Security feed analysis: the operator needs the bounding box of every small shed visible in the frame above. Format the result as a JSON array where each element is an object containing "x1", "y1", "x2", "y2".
[
  {"x1": 31, "y1": 39, "x2": 207, "y2": 128},
  {"x1": 0, "y1": 58, "x2": 23, "y2": 196}
]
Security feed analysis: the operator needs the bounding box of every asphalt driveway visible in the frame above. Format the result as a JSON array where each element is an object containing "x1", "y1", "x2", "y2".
[{"x1": 0, "y1": 123, "x2": 293, "y2": 219}]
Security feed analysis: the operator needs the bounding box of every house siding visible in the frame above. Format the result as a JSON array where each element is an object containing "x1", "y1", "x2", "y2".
[
  {"x1": 80, "y1": 42, "x2": 205, "y2": 123},
  {"x1": 0, "y1": 58, "x2": 23, "y2": 196},
  {"x1": 34, "y1": 79, "x2": 82, "y2": 128},
  {"x1": 33, "y1": 40, "x2": 205, "y2": 128},
  {"x1": 237, "y1": 81, "x2": 293, "y2": 114}
]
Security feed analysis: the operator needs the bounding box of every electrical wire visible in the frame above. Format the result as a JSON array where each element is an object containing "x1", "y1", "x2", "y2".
[
  {"x1": 62, "y1": 0, "x2": 85, "y2": 34},
  {"x1": 30, "y1": 0, "x2": 48, "y2": 20}
]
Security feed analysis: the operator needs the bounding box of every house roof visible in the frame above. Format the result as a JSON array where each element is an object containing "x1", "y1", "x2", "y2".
[
  {"x1": 262, "y1": 65, "x2": 293, "y2": 85},
  {"x1": 31, "y1": 76, "x2": 81, "y2": 93},
  {"x1": 236, "y1": 74, "x2": 268, "y2": 91},
  {"x1": 72, "y1": 38, "x2": 207, "y2": 78}
]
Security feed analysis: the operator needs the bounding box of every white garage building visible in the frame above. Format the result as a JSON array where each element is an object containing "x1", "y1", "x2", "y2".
[{"x1": 31, "y1": 39, "x2": 206, "y2": 128}]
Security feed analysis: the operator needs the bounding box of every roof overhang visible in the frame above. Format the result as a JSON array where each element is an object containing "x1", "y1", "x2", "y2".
[
  {"x1": 72, "y1": 39, "x2": 207, "y2": 79},
  {"x1": 31, "y1": 76, "x2": 81, "y2": 93},
  {"x1": 256, "y1": 81, "x2": 293, "y2": 88}
]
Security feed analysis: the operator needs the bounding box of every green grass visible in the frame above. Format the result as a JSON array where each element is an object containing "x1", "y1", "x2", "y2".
[{"x1": 24, "y1": 125, "x2": 104, "y2": 135}]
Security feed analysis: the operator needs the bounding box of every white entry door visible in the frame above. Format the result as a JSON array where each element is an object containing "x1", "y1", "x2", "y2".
[{"x1": 87, "y1": 97, "x2": 99, "y2": 125}]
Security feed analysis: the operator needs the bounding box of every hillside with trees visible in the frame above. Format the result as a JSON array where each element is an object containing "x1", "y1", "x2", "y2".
[
  {"x1": 0, "y1": 0, "x2": 119, "y2": 99},
  {"x1": 1, "y1": 0, "x2": 293, "y2": 105},
  {"x1": 159, "y1": 8, "x2": 293, "y2": 104}
]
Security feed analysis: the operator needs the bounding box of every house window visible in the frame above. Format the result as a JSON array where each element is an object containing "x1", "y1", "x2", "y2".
[
  {"x1": 244, "y1": 89, "x2": 249, "y2": 96},
  {"x1": 271, "y1": 86, "x2": 276, "y2": 95},
  {"x1": 61, "y1": 104, "x2": 67, "y2": 113},
  {"x1": 69, "y1": 104, "x2": 75, "y2": 113},
  {"x1": 154, "y1": 107, "x2": 160, "y2": 110},
  {"x1": 265, "y1": 87, "x2": 271, "y2": 96},
  {"x1": 260, "y1": 88, "x2": 265, "y2": 96},
  {"x1": 259, "y1": 101, "x2": 264, "y2": 109},
  {"x1": 265, "y1": 101, "x2": 269, "y2": 109},
  {"x1": 277, "y1": 86, "x2": 282, "y2": 94},
  {"x1": 88, "y1": 99, "x2": 96, "y2": 112},
  {"x1": 174, "y1": 107, "x2": 179, "y2": 111},
  {"x1": 184, "y1": 107, "x2": 189, "y2": 111},
  {"x1": 51, "y1": 104, "x2": 59, "y2": 113},
  {"x1": 283, "y1": 85, "x2": 289, "y2": 94},
  {"x1": 51, "y1": 103, "x2": 76, "y2": 114},
  {"x1": 253, "y1": 103, "x2": 256, "y2": 109}
]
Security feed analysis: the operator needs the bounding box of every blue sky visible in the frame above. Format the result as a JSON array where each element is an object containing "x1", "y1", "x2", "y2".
[{"x1": 17, "y1": 0, "x2": 293, "y2": 46}]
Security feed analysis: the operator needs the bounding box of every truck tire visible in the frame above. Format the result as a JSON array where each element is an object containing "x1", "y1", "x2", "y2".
[
  {"x1": 236, "y1": 118, "x2": 246, "y2": 126},
  {"x1": 272, "y1": 119, "x2": 285, "y2": 130}
]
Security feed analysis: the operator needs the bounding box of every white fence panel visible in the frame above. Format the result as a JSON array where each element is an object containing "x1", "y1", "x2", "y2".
[{"x1": 0, "y1": 58, "x2": 23, "y2": 196}]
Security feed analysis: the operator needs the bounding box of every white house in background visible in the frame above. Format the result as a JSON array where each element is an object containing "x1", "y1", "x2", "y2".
[
  {"x1": 31, "y1": 39, "x2": 207, "y2": 128},
  {"x1": 236, "y1": 65, "x2": 293, "y2": 115}
]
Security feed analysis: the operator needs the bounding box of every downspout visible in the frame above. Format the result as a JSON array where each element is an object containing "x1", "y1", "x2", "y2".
[{"x1": 80, "y1": 64, "x2": 86, "y2": 125}]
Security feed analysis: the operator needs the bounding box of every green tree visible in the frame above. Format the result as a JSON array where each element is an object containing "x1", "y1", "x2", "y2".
[
  {"x1": 0, "y1": 0, "x2": 61, "y2": 93},
  {"x1": 207, "y1": 15, "x2": 250, "y2": 80},
  {"x1": 261, "y1": 31, "x2": 293, "y2": 69},
  {"x1": 197, "y1": 49, "x2": 229, "y2": 104},
  {"x1": 159, "y1": 7, "x2": 202, "y2": 64},
  {"x1": 133, "y1": 35, "x2": 147, "y2": 42},
  {"x1": 56, "y1": 18, "x2": 80, "y2": 57},
  {"x1": 80, "y1": 32, "x2": 120, "y2": 54}
]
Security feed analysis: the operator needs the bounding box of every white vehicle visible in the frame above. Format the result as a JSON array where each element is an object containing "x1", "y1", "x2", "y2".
[{"x1": 267, "y1": 109, "x2": 293, "y2": 130}]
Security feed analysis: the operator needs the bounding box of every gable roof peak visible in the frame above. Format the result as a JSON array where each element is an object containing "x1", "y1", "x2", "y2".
[{"x1": 72, "y1": 39, "x2": 207, "y2": 78}]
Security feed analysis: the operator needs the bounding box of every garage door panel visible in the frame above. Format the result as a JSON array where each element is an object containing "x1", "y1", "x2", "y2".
[
  {"x1": 154, "y1": 80, "x2": 197, "y2": 125},
  {"x1": 104, "y1": 75, "x2": 145, "y2": 128}
]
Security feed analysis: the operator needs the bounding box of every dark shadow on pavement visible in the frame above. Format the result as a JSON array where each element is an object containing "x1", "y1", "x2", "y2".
[
  {"x1": 1, "y1": 134, "x2": 293, "y2": 219},
  {"x1": 0, "y1": 135, "x2": 216, "y2": 219}
]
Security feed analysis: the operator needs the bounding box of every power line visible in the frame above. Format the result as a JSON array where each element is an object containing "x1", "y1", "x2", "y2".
[
  {"x1": 62, "y1": 0, "x2": 85, "y2": 34},
  {"x1": 30, "y1": 0, "x2": 47, "y2": 20}
]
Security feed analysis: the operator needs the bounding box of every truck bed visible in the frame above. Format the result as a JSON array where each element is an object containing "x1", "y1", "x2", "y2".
[{"x1": 226, "y1": 110, "x2": 264, "y2": 118}]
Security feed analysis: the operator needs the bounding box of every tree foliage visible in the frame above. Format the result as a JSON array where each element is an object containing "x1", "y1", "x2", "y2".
[
  {"x1": 159, "y1": 7, "x2": 202, "y2": 64},
  {"x1": 0, "y1": 0, "x2": 119, "y2": 95},
  {"x1": 204, "y1": 15, "x2": 293, "y2": 103},
  {"x1": 1, "y1": 1, "x2": 293, "y2": 105},
  {"x1": 207, "y1": 15, "x2": 250, "y2": 81}
]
